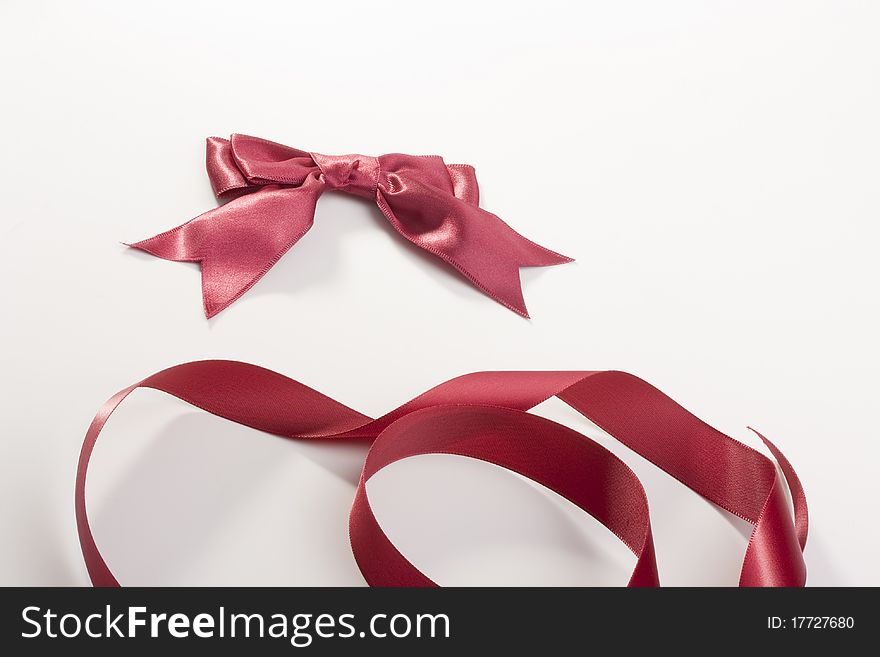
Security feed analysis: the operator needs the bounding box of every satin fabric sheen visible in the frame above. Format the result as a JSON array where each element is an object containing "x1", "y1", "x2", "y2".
[
  {"x1": 76, "y1": 361, "x2": 807, "y2": 587},
  {"x1": 130, "y1": 135, "x2": 572, "y2": 318}
]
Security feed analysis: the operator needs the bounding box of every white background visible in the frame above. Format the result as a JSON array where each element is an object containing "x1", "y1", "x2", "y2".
[{"x1": 1, "y1": 1, "x2": 878, "y2": 586}]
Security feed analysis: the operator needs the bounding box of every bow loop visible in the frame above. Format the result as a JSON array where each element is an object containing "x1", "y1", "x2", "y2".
[
  {"x1": 229, "y1": 133, "x2": 317, "y2": 187},
  {"x1": 131, "y1": 134, "x2": 572, "y2": 318},
  {"x1": 205, "y1": 136, "x2": 249, "y2": 196}
]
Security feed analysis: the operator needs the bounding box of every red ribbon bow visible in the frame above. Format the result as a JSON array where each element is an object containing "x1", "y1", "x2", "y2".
[
  {"x1": 77, "y1": 361, "x2": 807, "y2": 586},
  {"x1": 131, "y1": 135, "x2": 572, "y2": 318}
]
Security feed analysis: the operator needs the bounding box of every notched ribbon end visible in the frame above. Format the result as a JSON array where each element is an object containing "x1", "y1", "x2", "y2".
[
  {"x1": 489, "y1": 245, "x2": 574, "y2": 319},
  {"x1": 203, "y1": 303, "x2": 223, "y2": 320},
  {"x1": 511, "y1": 303, "x2": 531, "y2": 320},
  {"x1": 553, "y1": 253, "x2": 576, "y2": 265},
  {"x1": 126, "y1": 236, "x2": 228, "y2": 319},
  {"x1": 524, "y1": 245, "x2": 575, "y2": 268}
]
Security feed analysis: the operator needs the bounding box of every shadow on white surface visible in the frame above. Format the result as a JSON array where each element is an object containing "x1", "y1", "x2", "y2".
[
  {"x1": 799, "y1": 535, "x2": 844, "y2": 586},
  {"x1": 708, "y1": 503, "x2": 753, "y2": 541},
  {"x1": 247, "y1": 195, "x2": 492, "y2": 304},
  {"x1": 91, "y1": 411, "x2": 370, "y2": 586},
  {"x1": 367, "y1": 454, "x2": 637, "y2": 586},
  {"x1": 14, "y1": 488, "x2": 84, "y2": 586}
]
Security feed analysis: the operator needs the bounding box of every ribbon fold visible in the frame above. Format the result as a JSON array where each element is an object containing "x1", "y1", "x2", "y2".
[
  {"x1": 130, "y1": 135, "x2": 572, "y2": 318},
  {"x1": 77, "y1": 361, "x2": 807, "y2": 587}
]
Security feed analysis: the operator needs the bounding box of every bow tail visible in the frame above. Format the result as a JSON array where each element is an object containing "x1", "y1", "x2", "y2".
[
  {"x1": 130, "y1": 182, "x2": 322, "y2": 317},
  {"x1": 377, "y1": 187, "x2": 572, "y2": 318},
  {"x1": 480, "y1": 214, "x2": 574, "y2": 317}
]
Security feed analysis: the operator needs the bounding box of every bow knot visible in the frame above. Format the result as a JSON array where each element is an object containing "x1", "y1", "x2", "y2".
[
  {"x1": 132, "y1": 134, "x2": 572, "y2": 318},
  {"x1": 311, "y1": 152, "x2": 379, "y2": 198}
]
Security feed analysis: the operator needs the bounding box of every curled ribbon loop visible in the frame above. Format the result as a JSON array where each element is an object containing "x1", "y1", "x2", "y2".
[
  {"x1": 76, "y1": 361, "x2": 808, "y2": 587},
  {"x1": 130, "y1": 135, "x2": 572, "y2": 318}
]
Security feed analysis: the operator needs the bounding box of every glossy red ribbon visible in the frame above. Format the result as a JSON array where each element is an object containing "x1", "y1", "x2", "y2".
[
  {"x1": 76, "y1": 361, "x2": 807, "y2": 586},
  {"x1": 130, "y1": 135, "x2": 572, "y2": 318}
]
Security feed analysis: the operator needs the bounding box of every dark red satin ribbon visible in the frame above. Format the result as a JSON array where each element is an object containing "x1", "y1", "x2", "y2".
[
  {"x1": 130, "y1": 135, "x2": 572, "y2": 318},
  {"x1": 76, "y1": 361, "x2": 807, "y2": 586}
]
